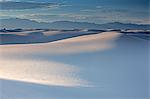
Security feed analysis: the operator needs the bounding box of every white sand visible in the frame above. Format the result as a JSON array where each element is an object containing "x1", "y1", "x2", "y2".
[{"x1": 0, "y1": 32, "x2": 121, "y2": 87}]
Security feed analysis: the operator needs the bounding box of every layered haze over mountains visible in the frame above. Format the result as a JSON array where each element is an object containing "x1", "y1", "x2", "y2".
[
  {"x1": 0, "y1": 0, "x2": 149, "y2": 29},
  {"x1": 0, "y1": 0, "x2": 149, "y2": 24},
  {"x1": 0, "y1": 18, "x2": 149, "y2": 29}
]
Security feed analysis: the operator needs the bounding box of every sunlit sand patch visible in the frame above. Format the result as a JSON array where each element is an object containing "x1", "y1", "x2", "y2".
[
  {"x1": 53, "y1": 32, "x2": 121, "y2": 43},
  {"x1": 43, "y1": 31, "x2": 63, "y2": 36},
  {"x1": 0, "y1": 58, "x2": 90, "y2": 87}
]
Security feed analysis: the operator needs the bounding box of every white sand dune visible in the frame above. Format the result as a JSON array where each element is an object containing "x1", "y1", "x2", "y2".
[
  {"x1": 0, "y1": 31, "x2": 149, "y2": 99},
  {"x1": 0, "y1": 30, "x2": 98, "y2": 44},
  {"x1": 0, "y1": 32, "x2": 122, "y2": 55},
  {"x1": 0, "y1": 32, "x2": 121, "y2": 87}
]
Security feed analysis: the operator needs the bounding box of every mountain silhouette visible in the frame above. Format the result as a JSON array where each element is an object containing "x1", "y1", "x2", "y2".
[{"x1": 0, "y1": 18, "x2": 149, "y2": 30}]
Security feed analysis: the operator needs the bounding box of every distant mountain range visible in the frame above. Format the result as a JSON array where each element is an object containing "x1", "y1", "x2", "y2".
[{"x1": 0, "y1": 18, "x2": 149, "y2": 30}]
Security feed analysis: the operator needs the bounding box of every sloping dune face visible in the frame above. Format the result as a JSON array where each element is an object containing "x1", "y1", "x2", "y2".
[
  {"x1": 0, "y1": 32, "x2": 122, "y2": 87},
  {"x1": 0, "y1": 32, "x2": 122, "y2": 54},
  {"x1": 0, "y1": 59, "x2": 88, "y2": 87}
]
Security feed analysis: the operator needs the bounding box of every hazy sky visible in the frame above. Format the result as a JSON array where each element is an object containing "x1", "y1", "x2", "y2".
[{"x1": 0, "y1": 0, "x2": 149, "y2": 24}]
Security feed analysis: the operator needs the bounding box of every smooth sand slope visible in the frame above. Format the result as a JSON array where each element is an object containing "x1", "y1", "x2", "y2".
[{"x1": 0, "y1": 32, "x2": 121, "y2": 87}]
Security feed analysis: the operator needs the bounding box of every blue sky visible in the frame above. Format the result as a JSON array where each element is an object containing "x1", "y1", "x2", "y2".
[{"x1": 0, "y1": 0, "x2": 149, "y2": 24}]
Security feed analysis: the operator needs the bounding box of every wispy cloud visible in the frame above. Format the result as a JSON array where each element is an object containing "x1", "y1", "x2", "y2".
[
  {"x1": 0, "y1": 0, "x2": 148, "y2": 24},
  {"x1": 20, "y1": 13, "x2": 89, "y2": 22},
  {"x1": 0, "y1": 1, "x2": 59, "y2": 10},
  {"x1": 80, "y1": 7, "x2": 149, "y2": 24}
]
